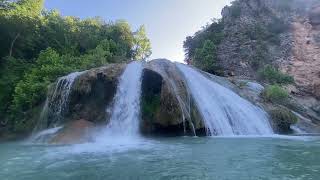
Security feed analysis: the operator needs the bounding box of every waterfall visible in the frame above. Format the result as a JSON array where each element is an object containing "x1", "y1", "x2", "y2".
[
  {"x1": 97, "y1": 61, "x2": 143, "y2": 139},
  {"x1": 49, "y1": 71, "x2": 85, "y2": 125},
  {"x1": 177, "y1": 64, "x2": 273, "y2": 136},
  {"x1": 31, "y1": 71, "x2": 85, "y2": 141},
  {"x1": 148, "y1": 60, "x2": 196, "y2": 135}
]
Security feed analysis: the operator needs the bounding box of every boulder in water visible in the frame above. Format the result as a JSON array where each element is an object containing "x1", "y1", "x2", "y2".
[
  {"x1": 49, "y1": 119, "x2": 94, "y2": 144},
  {"x1": 269, "y1": 107, "x2": 298, "y2": 133}
]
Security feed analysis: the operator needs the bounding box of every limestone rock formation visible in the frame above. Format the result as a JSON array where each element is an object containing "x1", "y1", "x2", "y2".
[
  {"x1": 32, "y1": 59, "x2": 320, "y2": 142},
  {"x1": 141, "y1": 59, "x2": 205, "y2": 136},
  {"x1": 67, "y1": 64, "x2": 126, "y2": 124}
]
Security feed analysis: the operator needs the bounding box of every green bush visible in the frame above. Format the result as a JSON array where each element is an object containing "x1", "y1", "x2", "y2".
[
  {"x1": 183, "y1": 19, "x2": 224, "y2": 74},
  {"x1": 270, "y1": 107, "x2": 298, "y2": 133},
  {"x1": 262, "y1": 85, "x2": 289, "y2": 104},
  {"x1": 258, "y1": 65, "x2": 294, "y2": 85},
  {"x1": 193, "y1": 40, "x2": 219, "y2": 73},
  {"x1": 0, "y1": 57, "x2": 31, "y2": 119}
]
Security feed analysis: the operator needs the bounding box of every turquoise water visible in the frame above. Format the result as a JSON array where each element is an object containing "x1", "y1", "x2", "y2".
[{"x1": 1, "y1": 136, "x2": 320, "y2": 180}]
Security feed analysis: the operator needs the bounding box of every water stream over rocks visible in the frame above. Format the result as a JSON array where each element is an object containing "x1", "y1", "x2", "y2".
[{"x1": 177, "y1": 64, "x2": 273, "y2": 136}]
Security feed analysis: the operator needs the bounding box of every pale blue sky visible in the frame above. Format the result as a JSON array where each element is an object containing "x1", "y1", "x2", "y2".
[{"x1": 45, "y1": 0, "x2": 231, "y2": 62}]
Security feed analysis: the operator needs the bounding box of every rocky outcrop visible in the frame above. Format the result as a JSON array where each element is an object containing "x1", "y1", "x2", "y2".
[
  {"x1": 31, "y1": 59, "x2": 320, "y2": 142},
  {"x1": 218, "y1": 0, "x2": 294, "y2": 78},
  {"x1": 67, "y1": 64, "x2": 126, "y2": 125},
  {"x1": 215, "y1": 0, "x2": 320, "y2": 129},
  {"x1": 141, "y1": 59, "x2": 205, "y2": 136},
  {"x1": 31, "y1": 63, "x2": 126, "y2": 143},
  {"x1": 281, "y1": 20, "x2": 320, "y2": 99},
  {"x1": 223, "y1": 76, "x2": 320, "y2": 133},
  {"x1": 218, "y1": 0, "x2": 320, "y2": 98},
  {"x1": 49, "y1": 119, "x2": 94, "y2": 144}
]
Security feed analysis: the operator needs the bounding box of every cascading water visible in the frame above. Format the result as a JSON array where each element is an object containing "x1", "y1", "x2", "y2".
[
  {"x1": 96, "y1": 61, "x2": 143, "y2": 141},
  {"x1": 49, "y1": 71, "x2": 86, "y2": 125},
  {"x1": 30, "y1": 71, "x2": 85, "y2": 142},
  {"x1": 177, "y1": 64, "x2": 273, "y2": 136},
  {"x1": 149, "y1": 60, "x2": 196, "y2": 135}
]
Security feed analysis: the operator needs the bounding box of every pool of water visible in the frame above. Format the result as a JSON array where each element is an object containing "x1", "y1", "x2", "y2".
[{"x1": 1, "y1": 136, "x2": 319, "y2": 180}]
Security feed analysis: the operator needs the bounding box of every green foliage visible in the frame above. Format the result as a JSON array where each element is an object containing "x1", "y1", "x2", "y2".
[
  {"x1": 183, "y1": 19, "x2": 224, "y2": 74},
  {"x1": 0, "y1": 0, "x2": 152, "y2": 134},
  {"x1": 11, "y1": 48, "x2": 65, "y2": 113},
  {"x1": 0, "y1": 0, "x2": 43, "y2": 58},
  {"x1": 270, "y1": 107, "x2": 298, "y2": 133},
  {"x1": 262, "y1": 85, "x2": 289, "y2": 104},
  {"x1": 0, "y1": 57, "x2": 31, "y2": 120},
  {"x1": 193, "y1": 40, "x2": 218, "y2": 73},
  {"x1": 132, "y1": 25, "x2": 152, "y2": 60},
  {"x1": 258, "y1": 65, "x2": 294, "y2": 85}
]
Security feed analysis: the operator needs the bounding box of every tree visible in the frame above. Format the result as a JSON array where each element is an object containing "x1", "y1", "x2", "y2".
[
  {"x1": 133, "y1": 25, "x2": 152, "y2": 60},
  {"x1": 0, "y1": 0, "x2": 152, "y2": 134},
  {"x1": 193, "y1": 40, "x2": 218, "y2": 74},
  {"x1": 183, "y1": 19, "x2": 224, "y2": 65},
  {"x1": 0, "y1": 0, "x2": 43, "y2": 58}
]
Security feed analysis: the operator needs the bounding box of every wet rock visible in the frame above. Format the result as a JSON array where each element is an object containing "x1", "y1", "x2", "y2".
[
  {"x1": 67, "y1": 64, "x2": 126, "y2": 124},
  {"x1": 140, "y1": 67, "x2": 186, "y2": 136},
  {"x1": 50, "y1": 119, "x2": 94, "y2": 144},
  {"x1": 141, "y1": 59, "x2": 205, "y2": 136}
]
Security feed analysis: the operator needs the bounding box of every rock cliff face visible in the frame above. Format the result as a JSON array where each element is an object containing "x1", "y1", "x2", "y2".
[
  {"x1": 42, "y1": 64, "x2": 126, "y2": 129},
  {"x1": 216, "y1": 0, "x2": 320, "y2": 126},
  {"x1": 218, "y1": 0, "x2": 320, "y2": 97}
]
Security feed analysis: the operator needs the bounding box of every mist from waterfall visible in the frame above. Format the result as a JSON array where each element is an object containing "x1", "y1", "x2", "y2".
[{"x1": 177, "y1": 64, "x2": 273, "y2": 136}]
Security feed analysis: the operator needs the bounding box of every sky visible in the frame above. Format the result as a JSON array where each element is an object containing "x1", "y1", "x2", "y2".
[{"x1": 45, "y1": 0, "x2": 232, "y2": 62}]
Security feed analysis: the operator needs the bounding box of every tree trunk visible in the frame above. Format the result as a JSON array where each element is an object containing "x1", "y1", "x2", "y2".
[{"x1": 9, "y1": 33, "x2": 20, "y2": 57}]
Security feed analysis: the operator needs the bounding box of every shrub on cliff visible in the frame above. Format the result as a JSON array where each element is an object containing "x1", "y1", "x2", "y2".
[
  {"x1": 258, "y1": 65, "x2": 294, "y2": 85},
  {"x1": 193, "y1": 40, "x2": 220, "y2": 74},
  {"x1": 183, "y1": 19, "x2": 224, "y2": 75},
  {"x1": 262, "y1": 85, "x2": 289, "y2": 104},
  {"x1": 270, "y1": 107, "x2": 298, "y2": 133}
]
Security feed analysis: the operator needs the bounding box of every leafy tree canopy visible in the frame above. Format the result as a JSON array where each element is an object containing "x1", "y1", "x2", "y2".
[{"x1": 0, "y1": 0, "x2": 152, "y2": 133}]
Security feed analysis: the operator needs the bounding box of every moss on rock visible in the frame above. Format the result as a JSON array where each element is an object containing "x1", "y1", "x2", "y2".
[{"x1": 270, "y1": 107, "x2": 298, "y2": 133}]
